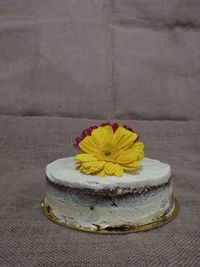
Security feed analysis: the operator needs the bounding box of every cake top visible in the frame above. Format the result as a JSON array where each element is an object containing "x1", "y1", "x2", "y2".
[
  {"x1": 46, "y1": 122, "x2": 171, "y2": 189},
  {"x1": 73, "y1": 122, "x2": 144, "y2": 177},
  {"x1": 46, "y1": 157, "x2": 171, "y2": 190}
]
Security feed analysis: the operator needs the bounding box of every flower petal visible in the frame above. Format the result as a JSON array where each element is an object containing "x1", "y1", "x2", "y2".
[
  {"x1": 116, "y1": 149, "x2": 139, "y2": 164},
  {"x1": 79, "y1": 135, "x2": 98, "y2": 154},
  {"x1": 114, "y1": 164, "x2": 124, "y2": 176},
  {"x1": 91, "y1": 125, "x2": 113, "y2": 146},
  {"x1": 105, "y1": 162, "x2": 116, "y2": 175},
  {"x1": 79, "y1": 160, "x2": 105, "y2": 175},
  {"x1": 90, "y1": 127, "x2": 105, "y2": 145},
  {"x1": 90, "y1": 161, "x2": 105, "y2": 173},
  {"x1": 137, "y1": 151, "x2": 144, "y2": 160},
  {"x1": 113, "y1": 127, "x2": 138, "y2": 151},
  {"x1": 121, "y1": 161, "x2": 141, "y2": 170},
  {"x1": 75, "y1": 153, "x2": 97, "y2": 162},
  {"x1": 103, "y1": 125, "x2": 114, "y2": 144},
  {"x1": 132, "y1": 142, "x2": 144, "y2": 150},
  {"x1": 95, "y1": 168, "x2": 107, "y2": 177}
]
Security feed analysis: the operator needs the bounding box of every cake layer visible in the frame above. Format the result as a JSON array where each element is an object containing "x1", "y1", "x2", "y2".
[
  {"x1": 46, "y1": 157, "x2": 171, "y2": 191},
  {"x1": 45, "y1": 180, "x2": 173, "y2": 229}
]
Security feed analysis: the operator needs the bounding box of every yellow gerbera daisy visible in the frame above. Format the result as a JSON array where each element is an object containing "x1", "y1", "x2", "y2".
[{"x1": 75, "y1": 125, "x2": 144, "y2": 177}]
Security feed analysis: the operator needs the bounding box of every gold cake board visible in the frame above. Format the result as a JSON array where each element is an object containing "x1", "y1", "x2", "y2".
[{"x1": 41, "y1": 197, "x2": 179, "y2": 234}]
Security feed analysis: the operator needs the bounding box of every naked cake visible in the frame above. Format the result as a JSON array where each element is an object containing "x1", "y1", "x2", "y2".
[{"x1": 42, "y1": 123, "x2": 178, "y2": 233}]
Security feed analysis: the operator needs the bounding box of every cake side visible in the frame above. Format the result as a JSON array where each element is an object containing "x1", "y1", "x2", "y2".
[
  {"x1": 45, "y1": 180, "x2": 173, "y2": 229},
  {"x1": 45, "y1": 157, "x2": 173, "y2": 230}
]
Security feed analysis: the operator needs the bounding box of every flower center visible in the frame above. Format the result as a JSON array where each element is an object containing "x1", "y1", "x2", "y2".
[
  {"x1": 102, "y1": 149, "x2": 112, "y2": 157},
  {"x1": 99, "y1": 146, "x2": 117, "y2": 162}
]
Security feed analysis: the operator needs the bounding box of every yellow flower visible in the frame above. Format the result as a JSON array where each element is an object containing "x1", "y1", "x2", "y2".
[{"x1": 75, "y1": 125, "x2": 144, "y2": 177}]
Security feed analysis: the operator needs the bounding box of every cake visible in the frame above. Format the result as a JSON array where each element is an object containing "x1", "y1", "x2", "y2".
[{"x1": 42, "y1": 123, "x2": 178, "y2": 233}]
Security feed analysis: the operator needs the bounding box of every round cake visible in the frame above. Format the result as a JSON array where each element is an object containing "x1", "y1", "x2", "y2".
[
  {"x1": 43, "y1": 157, "x2": 176, "y2": 232},
  {"x1": 42, "y1": 122, "x2": 178, "y2": 233}
]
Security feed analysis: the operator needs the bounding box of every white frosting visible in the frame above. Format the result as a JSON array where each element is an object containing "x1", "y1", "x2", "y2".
[{"x1": 46, "y1": 157, "x2": 171, "y2": 190}]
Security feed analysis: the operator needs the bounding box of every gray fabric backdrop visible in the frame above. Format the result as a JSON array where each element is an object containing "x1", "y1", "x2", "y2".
[{"x1": 0, "y1": 1, "x2": 200, "y2": 266}]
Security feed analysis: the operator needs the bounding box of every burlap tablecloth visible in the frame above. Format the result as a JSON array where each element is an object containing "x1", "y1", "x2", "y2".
[{"x1": 0, "y1": 1, "x2": 200, "y2": 266}]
